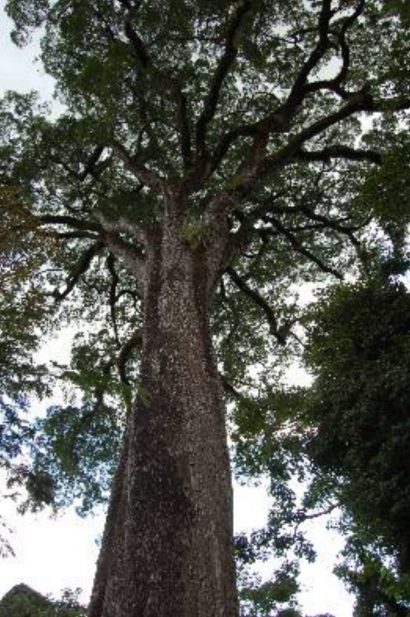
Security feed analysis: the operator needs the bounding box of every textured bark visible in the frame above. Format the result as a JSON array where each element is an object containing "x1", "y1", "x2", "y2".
[{"x1": 89, "y1": 204, "x2": 237, "y2": 617}]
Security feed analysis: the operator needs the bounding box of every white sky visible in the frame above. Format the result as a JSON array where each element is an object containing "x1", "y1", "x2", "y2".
[{"x1": 0, "y1": 4, "x2": 354, "y2": 615}]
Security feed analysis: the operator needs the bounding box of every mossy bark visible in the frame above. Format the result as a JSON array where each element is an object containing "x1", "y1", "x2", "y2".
[{"x1": 89, "y1": 208, "x2": 237, "y2": 617}]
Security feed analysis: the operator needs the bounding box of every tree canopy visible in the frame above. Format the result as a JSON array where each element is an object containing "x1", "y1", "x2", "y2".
[{"x1": 1, "y1": 1, "x2": 410, "y2": 615}]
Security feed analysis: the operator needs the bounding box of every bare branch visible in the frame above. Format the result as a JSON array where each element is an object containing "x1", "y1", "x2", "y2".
[
  {"x1": 295, "y1": 502, "x2": 339, "y2": 524},
  {"x1": 267, "y1": 216, "x2": 343, "y2": 280}
]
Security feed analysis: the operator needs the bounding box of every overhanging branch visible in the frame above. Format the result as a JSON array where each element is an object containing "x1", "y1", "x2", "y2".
[
  {"x1": 304, "y1": 0, "x2": 365, "y2": 99},
  {"x1": 283, "y1": 0, "x2": 333, "y2": 114},
  {"x1": 39, "y1": 214, "x2": 101, "y2": 233},
  {"x1": 53, "y1": 241, "x2": 104, "y2": 301},
  {"x1": 226, "y1": 266, "x2": 286, "y2": 345},
  {"x1": 296, "y1": 145, "x2": 382, "y2": 164},
  {"x1": 195, "y1": 0, "x2": 252, "y2": 155}
]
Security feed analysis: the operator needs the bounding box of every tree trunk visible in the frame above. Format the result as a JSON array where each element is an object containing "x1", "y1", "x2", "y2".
[{"x1": 88, "y1": 207, "x2": 237, "y2": 617}]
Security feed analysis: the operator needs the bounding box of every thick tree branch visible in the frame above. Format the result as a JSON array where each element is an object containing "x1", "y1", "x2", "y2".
[
  {"x1": 205, "y1": 89, "x2": 375, "y2": 227},
  {"x1": 170, "y1": 80, "x2": 192, "y2": 169},
  {"x1": 116, "y1": 329, "x2": 142, "y2": 385},
  {"x1": 370, "y1": 96, "x2": 410, "y2": 113},
  {"x1": 95, "y1": 212, "x2": 147, "y2": 251},
  {"x1": 121, "y1": 2, "x2": 150, "y2": 68},
  {"x1": 267, "y1": 216, "x2": 343, "y2": 280},
  {"x1": 285, "y1": 89, "x2": 374, "y2": 152},
  {"x1": 203, "y1": 1, "x2": 369, "y2": 179},
  {"x1": 78, "y1": 146, "x2": 106, "y2": 181},
  {"x1": 209, "y1": 122, "x2": 260, "y2": 176},
  {"x1": 109, "y1": 140, "x2": 165, "y2": 191},
  {"x1": 195, "y1": 0, "x2": 252, "y2": 155},
  {"x1": 283, "y1": 0, "x2": 333, "y2": 114},
  {"x1": 39, "y1": 212, "x2": 147, "y2": 284},
  {"x1": 49, "y1": 230, "x2": 100, "y2": 241},
  {"x1": 39, "y1": 214, "x2": 101, "y2": 233},
  {"x1": 119, "y1": 6, "x2": 193, "y2": 169},
  {"x1": 247, "y1": 89, "x2": 375, "y2": 187},
  {"x1": 53, "y1": 241, "x2": 104, "y2": 301},
  {"x1": 296, "y1": 145, "x2": 382, "y2": 164},
  {"x1": 100, "y1": 232, "x2": 145, "y2": 282},
  {"x1": 304, "y1": 0, "x2": 365, "y2": 99},
  {"x1": 226, "y1": 266, "x2": 286, "y2": 345},
  {"x1": 178, "y1": 96, "x2": 193, "y2": 169},
  {"x1": 107, "y1": 254, "x2": 120, "y2": 345}
]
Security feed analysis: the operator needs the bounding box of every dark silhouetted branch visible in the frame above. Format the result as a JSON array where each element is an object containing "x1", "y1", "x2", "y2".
[
  {"x1": 296, "y1": 145, "x2": 381, "y2": 164},
  {"x1": 117, "y1": 329, "x2": 142, "y2": 385},
  {"x1": 195, "y1": 0, "x2": 252, "y2": 154},
  {"x1": 109, "y1": 140, "x2": 165, "y2": 190},
  {"x1": 39, "y1": 214, "x2": 101, "y2": 233},
  {"x1": 226, "y1": 266, "x2": 286, "y2": 345},
  {"x1": 267, "y1": 216, "x2": 343, "y2": 280},
  {"x1": 283, "y1": 0, "x2": 333, "y2": 114},
  {"x1": 53, "y1": 241, "x2": 104, "y2": 301},
  {"x1": 107, "y1": 254, "x2": 120, "y2": 345}
]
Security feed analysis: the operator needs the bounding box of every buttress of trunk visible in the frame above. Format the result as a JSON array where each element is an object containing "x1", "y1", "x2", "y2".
[{"x1": 88, "y1": 219, "x2": 238, "y2": 617}]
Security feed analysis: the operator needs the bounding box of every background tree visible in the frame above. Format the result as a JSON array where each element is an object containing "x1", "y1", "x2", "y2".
[
  {"x1": 1, "y1": 1, "x2": 409, "y2": 616},
  {"x1": 232, "y1": 142, "x2": 410, "y2": 615},
  {"x1": 0, "y1": 584, "x2": 86, "y2": 617}
]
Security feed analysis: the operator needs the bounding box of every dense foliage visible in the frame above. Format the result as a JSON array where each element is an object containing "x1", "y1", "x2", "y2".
[
  {"x1": 1, "y1": 0, "x2": 409, "y2": 614},
  {"x1": 0, "y1": 584, "x2": 86, "y2": 617}
]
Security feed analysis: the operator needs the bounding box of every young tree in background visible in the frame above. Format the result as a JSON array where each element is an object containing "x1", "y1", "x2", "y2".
[{"x1": 0, "y1": 1, "x2": 409, "y2": 616}]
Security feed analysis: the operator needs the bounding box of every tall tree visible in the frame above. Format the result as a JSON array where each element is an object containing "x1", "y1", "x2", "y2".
[{"x1": 1, "y1": 1, "x2": 409, "y2": 616}]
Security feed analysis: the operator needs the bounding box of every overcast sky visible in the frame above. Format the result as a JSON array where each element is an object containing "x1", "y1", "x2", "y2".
[{"x1": 0, "y1": 3, "x2": 353, "y2": 615}]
